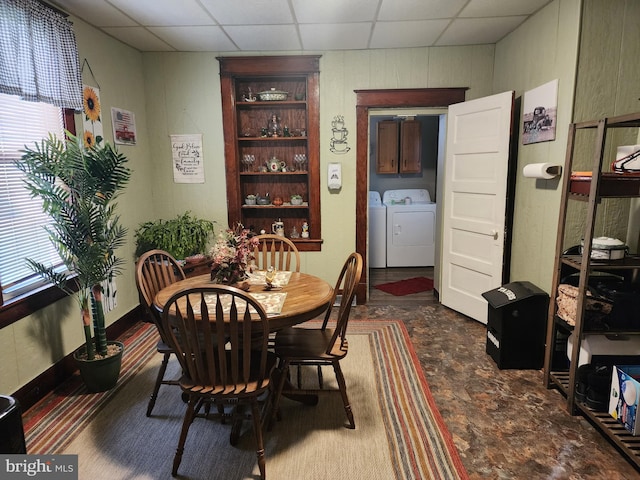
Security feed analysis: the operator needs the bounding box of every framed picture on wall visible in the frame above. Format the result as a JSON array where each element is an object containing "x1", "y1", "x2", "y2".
[
  {"x1": 522, "y1": 79, "x2": 558, "y2": 145},
  {"x1": 111, "y1": 107, "x2": 137, "y2": 145}
]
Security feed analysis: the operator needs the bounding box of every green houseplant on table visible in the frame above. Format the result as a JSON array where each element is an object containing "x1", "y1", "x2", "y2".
[{"x1": 18, "y1": 132, "x2": 131, "y2": 392}]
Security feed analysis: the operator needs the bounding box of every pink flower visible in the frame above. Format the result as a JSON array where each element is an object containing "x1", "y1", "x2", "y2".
[{"x1": 209, "y1": 224, "x2": 258, "y2": 284}]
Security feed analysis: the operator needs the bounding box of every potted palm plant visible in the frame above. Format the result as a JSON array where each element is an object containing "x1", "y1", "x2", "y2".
[{"x1": 18, "y1": 132, "x2": 131, "y2": 392}]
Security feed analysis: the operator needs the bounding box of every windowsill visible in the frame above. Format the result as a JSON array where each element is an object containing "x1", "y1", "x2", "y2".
[{"x1": 0, "y1": 280, "x2": 79, "y2": 329}]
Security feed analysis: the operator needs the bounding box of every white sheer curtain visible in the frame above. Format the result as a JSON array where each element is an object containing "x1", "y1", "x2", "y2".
[{"x1": 0, "y1": 0, "x2": 82, "y2": 110}]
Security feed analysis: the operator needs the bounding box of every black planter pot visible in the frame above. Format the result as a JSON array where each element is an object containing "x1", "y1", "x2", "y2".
[{"x1": 74, "y1": 341, "x2": 124, "y2": 393}]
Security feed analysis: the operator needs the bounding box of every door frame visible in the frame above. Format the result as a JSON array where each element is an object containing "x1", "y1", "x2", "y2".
[{"x1": 354, "y1": 88, "x2": 468, "y2": 303}]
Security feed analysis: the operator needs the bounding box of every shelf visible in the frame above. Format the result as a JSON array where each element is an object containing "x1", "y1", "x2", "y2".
[
  {"x1": 242, "y1": 205, "x2": 308, "y2": 209},
  {"x1": 238, "y1": 137, "x2": 307, "y2": 142},
  {"x1": 549, "y1": 370, "x2": 570, "y2": 394},
  {"x1": 576, "y1": 404, "x2": 640, "y2": 466},
  {"x1": 240, "y1": 172, "x2": 307, "y2": 176},
  {"x1": 219, "y1": 55, "x2": 322, "y2": 245},
  {"x1": 561, "y1": 255, "x2": 640, "y2": 271},
  {"x1": 574, "y1": 112, "x2": 640, "y2": 130},
  {"x1": 544, "y1": 376, "x2": 638, "y2": 455},
  {"x1": 544, "y1": 112, "x2": 640, "y2": 472},
  {"x1": 553, "y1": 314, "x2": 640, "y2": 337},
  {"x1": 549, "y1": 369, "x2": 640, "y2": 467},
  {"x1": 237, "y1": 101, "x2": 307, "y2": 108},
  {"x1": 569, "y1": 173, "x2": 640, "y2": 198}
]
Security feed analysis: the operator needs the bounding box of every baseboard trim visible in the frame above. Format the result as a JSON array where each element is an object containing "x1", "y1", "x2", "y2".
[{"x1": 12, "y1": 305, "x2": 145, "y2": 411}]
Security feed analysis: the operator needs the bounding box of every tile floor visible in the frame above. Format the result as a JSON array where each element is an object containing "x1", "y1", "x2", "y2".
[{"x1": 365, "y1": 267, "x2": 640, "y2": 479}]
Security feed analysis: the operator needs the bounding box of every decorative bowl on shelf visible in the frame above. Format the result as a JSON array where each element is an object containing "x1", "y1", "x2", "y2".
[
  {"x1": 256, "y1": 195, "x2": 271, "y2": 205},
  {"x1": 290, "y1": 195, "x2": 303, "y2": 205},
  {"x1": 258, "y1": 88, "x2": 288, "y2": 101},
  {"x1": 245, "y1": 195, "x2": 256, "y2": 205}
]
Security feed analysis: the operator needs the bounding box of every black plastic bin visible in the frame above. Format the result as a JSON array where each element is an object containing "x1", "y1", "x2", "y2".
[
  {"x1": 482, "y1": 281, "x2": 549, "y2": 369},
  {"x1": 0, "y1": 395, "x2": 27, "y2": 454}
]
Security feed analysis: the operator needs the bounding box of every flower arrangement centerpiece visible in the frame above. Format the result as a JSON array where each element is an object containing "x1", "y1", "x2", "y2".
[{"x1": 209, "y1": 224, "x2": 258, "y2": 285}]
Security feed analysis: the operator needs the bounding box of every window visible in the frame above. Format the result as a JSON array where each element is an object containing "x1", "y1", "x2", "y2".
[{"x1": 0, "y1": 93, "x2": 67, "y2": 301}]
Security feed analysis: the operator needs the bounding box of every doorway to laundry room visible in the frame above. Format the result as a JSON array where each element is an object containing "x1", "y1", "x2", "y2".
[{"x1": 368, "y1": 110, "x2": 445, "y2": 302}]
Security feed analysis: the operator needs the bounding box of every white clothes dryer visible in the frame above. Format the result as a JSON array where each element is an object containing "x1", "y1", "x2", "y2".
[
  {"x1": 383, "y1": 189, "x2": 436, "y2": 267},
  {"x1": 368, "y1": 191, "x2": 386, "y2": 268}
]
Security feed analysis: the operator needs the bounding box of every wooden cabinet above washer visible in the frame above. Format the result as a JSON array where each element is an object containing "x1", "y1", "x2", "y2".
[{"x1": 376, "y1": 120, "x2": 421, "y2": 174}]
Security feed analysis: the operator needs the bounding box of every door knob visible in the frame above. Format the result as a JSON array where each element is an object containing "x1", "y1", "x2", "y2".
[{"x1": 490, "y1": 229, "x2": 499, "y2": 240}]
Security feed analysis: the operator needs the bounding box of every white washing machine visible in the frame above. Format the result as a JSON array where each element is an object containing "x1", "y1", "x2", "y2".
[
  {"x1": 383, "y1": 188, "x2": 436, "y2": 267},
  {"x1": 368, "y1": 191, "x2": 386, "y2": 268}
]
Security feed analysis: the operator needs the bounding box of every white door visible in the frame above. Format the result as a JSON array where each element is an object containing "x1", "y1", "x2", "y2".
[{"x1": 440, "y1": 91, "x2": 514, "y2": 324}]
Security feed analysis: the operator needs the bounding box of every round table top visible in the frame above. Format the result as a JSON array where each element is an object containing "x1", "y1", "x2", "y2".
[{"x1": 153, "y1": 272, "x2": 334, "y2": 331}]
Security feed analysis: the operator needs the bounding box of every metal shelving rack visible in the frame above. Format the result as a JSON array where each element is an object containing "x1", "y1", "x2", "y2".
[{"x1": 543, "y1": 112, "x2": 640, "y2": 468}]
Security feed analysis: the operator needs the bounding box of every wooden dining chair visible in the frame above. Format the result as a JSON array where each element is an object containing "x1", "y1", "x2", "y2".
[
  {"x1": 135, "y1": 249, "x2": 186, "y2": 417},
  {"x1": 270, "y1": 252, "x2": 363, "y2": 429},
  {"x1": 253, "y1": 234, "x2": 300, "y2": 272},
  {"x1": 161, "y1": 285, "x2": 276, "y2": 479}
]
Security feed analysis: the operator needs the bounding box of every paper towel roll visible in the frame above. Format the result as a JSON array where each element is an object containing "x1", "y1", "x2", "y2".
[{"x1": 523, "y1": 163, "x2": 562, "y2": 179}]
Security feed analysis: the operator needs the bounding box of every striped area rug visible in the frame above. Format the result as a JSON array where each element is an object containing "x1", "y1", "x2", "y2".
[
  {"x1": 23, "y1": 319, "x2": 468, "y2": 480},
  {"x1": 23, "y1": 322, "x2": 159, "y2": 453}
]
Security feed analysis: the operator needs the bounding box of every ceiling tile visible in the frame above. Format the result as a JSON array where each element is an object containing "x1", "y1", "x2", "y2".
[
  {"x1": 299, "y1": 24, "x2": 372, "y2": 51},
  {"x1": 52, "y1": 0, "x2": 137, "y2": 27},
  {"x1": 224, "y1": 25, "x2": 301, "y2": 51},
  {"x1": 370, "y1": 20, "x2": 449, "y2": 49},
  {"x1": 199, "y1": 0, "x2": 294, "y2": 25},
  {"x1": 107, "y1": 0, "x2": 214, "y2": 26},
  {"x1": 148, "y1": 26, "x2": 238, "y2": 52},
  {"x1": 460, "y1": 0, "x2": 552, "y2": 17},
  {"x1": 51, "y1": 0, "x2": 555, "y2": 51},
  {"x1": 436, "y1": 16, "x2": 527, "y2": 45},
  {"x1": 292, "y1": 0, "x2": 379, "y2": 23},
  {"x1": 102, "y1": 27, "x2": 176, "y2": 51},
  {"x1": 377, "y1": 0, "x2": 467, "y2": 21}
]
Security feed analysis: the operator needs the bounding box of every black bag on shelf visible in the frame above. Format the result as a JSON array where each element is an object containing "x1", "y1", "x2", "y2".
[{"x1": 592, "y1": 280, "x2": 640, "y2": 330}]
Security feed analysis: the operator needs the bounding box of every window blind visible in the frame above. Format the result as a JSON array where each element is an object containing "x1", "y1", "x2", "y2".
[{"x1": 0, "y1": 93, "x2": 65, "y2": 299}]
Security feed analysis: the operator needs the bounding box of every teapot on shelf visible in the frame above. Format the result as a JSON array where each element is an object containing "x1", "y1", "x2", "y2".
[{"x1": 267, "y1": 157, "x2": 287, "y2": 172}]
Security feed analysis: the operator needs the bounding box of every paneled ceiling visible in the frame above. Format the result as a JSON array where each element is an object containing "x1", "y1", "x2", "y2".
[{"x1": 50, "y1": 0, "x2": 553, "y2": 52}]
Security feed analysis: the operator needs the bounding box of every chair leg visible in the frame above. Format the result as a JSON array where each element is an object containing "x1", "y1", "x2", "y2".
[
  {"x1": 268, "y1": 360, "x2": 290, "y2": 431},
  {"x1": 172, "y1": 395, "x2": 197, "y2": 476},
  {"x1": 251, "y1": 399, "x2": 266, "y2": 480},
  {"x1": 147, "y1": 352, "x2": 170, "y2": 417},
  {"x1": 332, "y1": 361, "x2": 355, "y2": 429},
  {"x1": 230, "y1": 405, "x2": 245, "y2": 446}
]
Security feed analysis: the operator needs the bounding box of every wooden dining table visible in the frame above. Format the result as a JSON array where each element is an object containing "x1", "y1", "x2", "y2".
[
  {"x1": 153, "y1": 271, "x2": 334, "y2": 412},
  {"x1": 153, "y1": 271, "x2": 334, "y2": 333}
]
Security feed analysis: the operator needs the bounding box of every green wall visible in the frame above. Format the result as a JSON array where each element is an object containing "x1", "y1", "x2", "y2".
[
  {"x1": 0, "y1": 18, "x2": 152, "y2": 395},
  {"x1": 568, "y1": 0, "x2": 640, "y2": 254},
  {"x1": 493, "y1": 0, "x2": 581, "y2": 291},
  {"x1": 142, "y1": 46, "x2": 496, "y2": 284}
]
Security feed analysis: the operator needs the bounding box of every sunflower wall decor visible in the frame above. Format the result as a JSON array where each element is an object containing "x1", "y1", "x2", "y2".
[{"x1": 82, "y1": 85, "x2": 104, "y2": 148}]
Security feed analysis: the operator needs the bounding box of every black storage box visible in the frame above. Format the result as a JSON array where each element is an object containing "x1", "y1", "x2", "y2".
[
  {"x1": 0, "y1": 395, "x2": 27, "y2": 454},
  {"x1": 482, "y1": 281, "x2": 549, "y2": 369}
]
